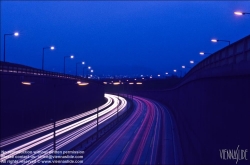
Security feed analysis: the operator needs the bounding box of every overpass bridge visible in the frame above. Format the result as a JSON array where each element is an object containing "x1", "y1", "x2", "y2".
[{"x1": 0, "y1": 34, "x2": 250, "y2": 165}]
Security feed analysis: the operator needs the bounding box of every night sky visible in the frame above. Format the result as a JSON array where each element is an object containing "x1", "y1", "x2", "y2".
[{"x1": 1, "y1": 1, "x2": 250, "y2": 77}]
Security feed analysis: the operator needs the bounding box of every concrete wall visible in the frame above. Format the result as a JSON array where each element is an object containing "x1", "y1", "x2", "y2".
[
  {"x1": 134, "y1": 35, "x2": 250, "y2": 164},
  {"x1": 135, "y1": 74, "x2": 250, "y2": 164},
  {"x1": 0, "y1": 73, "x2": 105, "y2": 138}
]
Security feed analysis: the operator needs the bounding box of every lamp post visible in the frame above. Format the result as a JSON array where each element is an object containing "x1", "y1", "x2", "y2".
[
  {"x1": 234, "y1": 11, "x2": 250, "y2": 15},
  {"x1": 3, "y1": 32, "x2": 19, "y2": 62},
  {"x1": 113, "y1": 82, "x2": 120, "y2": 122},
  {"x1": 64, "y1": 55, "x2": 74, "y2": 74},
  {"x1": 173, "y1": 69, "x2": 177, "y2": 76},
  {"x1": 83, "y1": 66, "x2": 91, "y2": 78},
  {"x1": 199, "y1": 52, "x2": 211, "y2": 56},
  {"x1": 96, "y1": 106, "x2": 99, "y2": 139},
  {"x1": 182, "y1": 65, "x2": 192, "y2": 76},
  {"x1": 76, "y1": 61, "x2": 84, "y2": 76},
  {"x1": 182, "y1": 66, "x2": 186, "y2": 76},
  {"x1": 211, "y1": 39, "x2": 230, "y2": 45},
  {"x1": 42, "y1": 46, "x2": 55, "y2": 70},
  {"x1": 87, "y1": 69, "x2": 94, "y2": 79}
]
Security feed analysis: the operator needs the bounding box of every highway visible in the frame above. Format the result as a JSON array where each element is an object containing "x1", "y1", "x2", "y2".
[
  {"x1": 0, "y1": 94, "x2": 128, "y2": 164},
  {"x1": 82, "y1": 95, "x2": 182, "y2": 165}
]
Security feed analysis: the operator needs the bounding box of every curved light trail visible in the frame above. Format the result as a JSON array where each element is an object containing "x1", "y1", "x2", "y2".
[
  {"x1": 0, "y1": 95, "x2": 112, "y2": 148},
  {"x1": 83, "y1": 96, "x2": 182, "y2": 165},
  {"x1": 0, "y1": 94, "x2": 128, "y2": 164}
]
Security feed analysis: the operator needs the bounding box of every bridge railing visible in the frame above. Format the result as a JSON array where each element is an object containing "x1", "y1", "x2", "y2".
[
  {"x1": 185, "y1": 35, "x2": 250, "y2": 79},
  {"x1": 0, "y1": 62, "x2": 83, "y2": 80}
]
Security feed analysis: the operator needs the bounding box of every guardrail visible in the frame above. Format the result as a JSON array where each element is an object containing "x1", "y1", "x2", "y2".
[
  {"x1": 0, "y1": 61, "x2": 84, "y2": 80},
  {"x1": 185, "y1": 35, "x2": 250, "y2": 79},
  {"x1": 52, "y1": 95, "x2": 134, "y2": 165}
]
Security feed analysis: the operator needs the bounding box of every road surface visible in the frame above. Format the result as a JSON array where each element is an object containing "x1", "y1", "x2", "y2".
[{"x1": 82, "y1": 95, "x2": 183, "y2": 164}]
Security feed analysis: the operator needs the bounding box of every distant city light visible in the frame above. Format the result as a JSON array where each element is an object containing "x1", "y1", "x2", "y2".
[
  {"x1": 165, "y1": 72, "x2": 168, "y2": 75},
  {"x1": 50, "y1": 46, "x2": 55, "y2": 50},
  {"x1": 14, "y1": 32, "x2": 19, "y2": 36},
  {"x1": 158, "y1": 74, "x2": 160, "y2": 77},
  {"x1": 142, "y1": 78, "x2": 144, "y2": 79},
  {"x1": 103, "y1": 82, "x2": 107, "y2": 84},
  {"x1": 211, "y1": 39, "x2": 217, "y2": 42},
  {"x1": 136, "y1": 82, "x2": 142, "y2": 85},
  {"x1": 113, "y1": 82, "x2": 120, "y2": 85},
  {"x1": 76, "y1": 81, "x2": 81, "y2": 84},
  {"x1": 182, "y1": 66, "x2": 185, "y2": 68},
  {"x1": 70, "y1": 55, "x2": 74, "y2": 58},
  {"x1": 82, "y1": 62, "x2": 85, "y2": 65},
  {"x1": 88, "y1": 66, "x2": 91, "y2": 69},
  {"x1": 141, "y1": 75, "x2": 143, "y2": 77},
  {"x1": 173, "y1": 70, "x2": 177, "y2": 72},
  {"x1": 129, "y1": 82, "x2": 134, "y2": 85},
  {"x1": 134, "y1": 79, "x2": 136, "y2": 80},
  {"x1": 91, "y1": 70, "x2": 93, "y2": 72},
  {"x1": 190, "y1": 60, "x2": 194, "y2": 64}
]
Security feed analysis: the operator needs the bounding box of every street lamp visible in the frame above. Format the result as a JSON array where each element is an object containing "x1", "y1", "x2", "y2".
[
  {"x1": 190, "y1": 60, "x2": 194, "y2": 64},
  {"x1": 64, "y1": 55, "x2": 74, "y2": 74},
  {"x1": 83, "y1": 66, "x2": 91, "y2": 78},
  {"x1": 42, "y1": 46, "x2": 55, "y2": 70},
  {"x1": 76, "y1": 61, "x2": 84, "y2": 76},
  {"x1": 199, "y1": 52, "x2": 211, "y2": 55},
  {"x1": 211, "y1": 39, "x2": 230, "y2": 45},
  {"x1": 3, "y1": 32, "x2": 19, "y2": 62},
  {"x1": 234, "y1": 11, "x2": 250, "y2": 15}
]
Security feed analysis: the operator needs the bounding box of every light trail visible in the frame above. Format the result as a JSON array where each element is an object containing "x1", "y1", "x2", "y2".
[
  {"x1": 0, "y1": 95, "x2": 112, "y2": 148},
  {"x1": 0, "y1": 94, "x2": 128, "y2": 163},
  {"x1": 26, "y1": 96, "x2": 127, "y2": 164},
  {"x1": 83, "y1": 95, "x2": 179, "y2": 165}
]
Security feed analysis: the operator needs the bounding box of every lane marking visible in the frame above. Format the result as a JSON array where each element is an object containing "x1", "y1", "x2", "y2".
[
  {"x1": 150, "y1": 138, "x2": 153, "y2": 148},
  {"x1": 134, "y1": 127, "x2": 139, "y2": 134},
  {"x1": 122, "y1": 141, "x2": 130, "y2": 152}
]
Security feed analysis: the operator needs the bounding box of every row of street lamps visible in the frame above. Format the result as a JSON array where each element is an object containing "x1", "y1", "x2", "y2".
[
  {"x1": 3, "y1": 11, "x2": 248, "y2": 78},
  {"x1": 2, "y1": 32, "x2": 94, "y2": 77},
  {"x1": 161, "y1": 11, "x2": 249, "y2": 78}
]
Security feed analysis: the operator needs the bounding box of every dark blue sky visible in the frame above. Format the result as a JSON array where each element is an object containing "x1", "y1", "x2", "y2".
[{"x1": 1, "y1": 1, "x2": 250, "y2": 77}]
